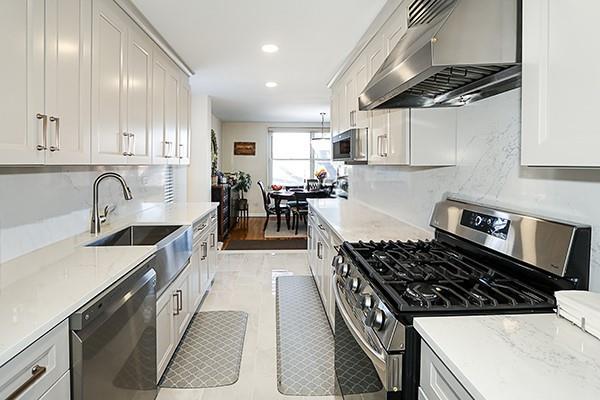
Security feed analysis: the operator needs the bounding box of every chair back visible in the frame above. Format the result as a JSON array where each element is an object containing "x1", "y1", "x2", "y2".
[
  {"x1": 257, "y1": 181, "x2": 271, "y2": 213},
  {"x1": 305, "y1": 179, "x2": 320, "y2": 191}
]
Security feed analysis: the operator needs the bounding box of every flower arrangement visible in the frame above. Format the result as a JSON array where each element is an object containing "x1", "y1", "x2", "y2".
[{"x1": 314, "y1": 167, "x2": 327, "y2": 182}]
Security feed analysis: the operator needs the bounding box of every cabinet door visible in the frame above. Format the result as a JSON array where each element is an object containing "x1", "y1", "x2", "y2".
[
  {"x1": 320, "y1": 239, "x2": 332, "y2": 323},
  {"x1": 307, "y1": 219, "x2": 317, "y2": 275},
  {"x1": 190, "y1": 243, "x2": 203, "y2": 312},
  {"x1": 39, "y1": 371, "x2": 70, "y2": 400},
  {"x1": 45, "y1": 0, "x2": 91, "y2": 164},
  {"x1": 342, "y1": 70, "x2": 355, "y2": 131},
  {"x1": 91, "y1": 0, "x2": 129, "y2": 164},
  {"x1": 207, "y1": 227, "x2": 218, "y2": 284},
  {"x1": 152, "y1": 52, "x2": 168, "y2": 164},
  {"x1": 177, "y1": 77, "x2": 191, "y2": 165},
  {"x1": 156, "y1": 289, "x2": 176, "y2": 381},
  {"x1": 176, "y1": 265, "x2": 193, "y2": 342},
  {"x1": 0, "y1": 0, "x2": 45, "y2": 164},
  {"x1": 330, "y1": 90, "x2": 340, "y2": 137},
  {"x1": 354, "y1": 53, "x2": 369, "y2": 129},
  {"x1": 366, "y1": 34, "x2": 389, "y2": 165},
  {"x1": 521, "y1": 0, "x2": 600, "y2": 167},
  {"x1": 126, "y1": 26, "x2": 153, "y2": 164},
  {"x1": 387, "y1": 109, "x2": 410, "y2": 165},
  {"x1": 164, "y1": 63, "x2": 179, "y2": 165}
]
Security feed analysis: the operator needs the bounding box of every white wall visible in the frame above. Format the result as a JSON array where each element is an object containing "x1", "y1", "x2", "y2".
[
  {"x1": 211, "y1": 114, "x2": 223, "y2": 170},
  {"x1": 349, "y1": 89, "x2": 600, "y2": 292},
  {"x1": 221, "y1": 122, "x2": 322, "y2": 215},
  {"x1": 187, "y1": 94, "x2": 212, "y2": 202},
  {"x1": 0, "y1": 165, "x2": 186, "y2": 263}
]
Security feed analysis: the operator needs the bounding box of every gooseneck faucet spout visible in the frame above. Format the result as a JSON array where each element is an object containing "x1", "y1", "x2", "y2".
[{"x1": 90, "y1": 172, "x2": 133, "y2": 235}]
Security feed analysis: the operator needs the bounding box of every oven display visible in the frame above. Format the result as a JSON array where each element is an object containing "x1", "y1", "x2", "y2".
[{"x1": 460, "y1": 210, "x2": 510, "y2": 240}]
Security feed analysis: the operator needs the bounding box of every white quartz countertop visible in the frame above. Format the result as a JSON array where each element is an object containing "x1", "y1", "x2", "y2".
[
  {"x1": 415, "y1": 314, "x2": 600, "y2": 400},
  {"x1": 307, "y1": 198, "x2": 432, "y2": 242},
  {"x1": 0, "y1": 202, "x2": 217, "y2": 367}
]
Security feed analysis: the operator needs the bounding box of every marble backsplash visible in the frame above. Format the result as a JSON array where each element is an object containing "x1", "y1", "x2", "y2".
[
  {"x1": 0, "y1": 165, "x2": 187, "y2": 263},
  {"x1": 350, "y1": 89, "x2": 600, "y2": 292}
]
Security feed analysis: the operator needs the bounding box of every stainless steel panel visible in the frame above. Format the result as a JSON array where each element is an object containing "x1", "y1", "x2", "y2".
[
  {"x1": 70, "y1": 261, "x2": 157, "y2": 400},
  {"x1": 359, "y1": 0, "x2": 521, "y2": 110},
  {"x1": 430, "y1": 198, "x2": 589, "y2": 278}
]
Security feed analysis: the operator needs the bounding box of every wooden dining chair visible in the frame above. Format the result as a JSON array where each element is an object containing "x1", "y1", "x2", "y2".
[
  {"x1": 257, "y1": 181, "x2": 289, "y2": 231},
  {"x1": 305, "y1": 179, "x2": 320, "y2": 191}
]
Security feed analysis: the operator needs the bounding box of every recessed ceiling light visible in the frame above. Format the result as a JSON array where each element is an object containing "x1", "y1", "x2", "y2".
[
  {"x1": 265, "y1": 81, "x2": 278, "y2": 88},
  {"x1": 262, "y1": 44, "x2": 279, "y2": 53}
]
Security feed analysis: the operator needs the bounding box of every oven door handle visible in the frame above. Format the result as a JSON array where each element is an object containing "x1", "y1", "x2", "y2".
[{"x1": 333, "y1": 281, "x2": 386, "y2": 367}]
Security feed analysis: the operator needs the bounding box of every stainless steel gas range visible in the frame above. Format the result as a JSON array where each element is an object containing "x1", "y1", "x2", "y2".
[{"x1": 332, "y1": 199, "x2": 591, "y2": 400}]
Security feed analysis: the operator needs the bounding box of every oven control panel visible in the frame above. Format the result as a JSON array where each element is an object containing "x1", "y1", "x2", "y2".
[{"x1": 460, "y1": 210, "x2": 510, "y2": 240}]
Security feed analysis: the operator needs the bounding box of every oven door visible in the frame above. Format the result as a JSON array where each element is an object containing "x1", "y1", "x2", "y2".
[
  {"x1": 332, "y1": 131, "x2": 353, "y2": 162},
  {"x1": 334, "y1": 280, "x2": 387, "y2": 399}
]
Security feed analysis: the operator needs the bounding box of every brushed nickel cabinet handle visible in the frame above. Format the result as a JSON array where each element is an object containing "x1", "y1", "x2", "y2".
[
  {"x1": 201, "y1": 242, "x2": 208, "y2": 260},
  {"x1": 128, "y1": 132, "x2": 135, "y2": 156},
  {"x1": 49, "y1": 116, "x2": 60, "y2": 152},
  {"x1": 6, "y1": 364, "x2": 47, "y2": 400},
  {"x1": 176, "y1": 289, "x2": 183, "y2": 311},
  {"x1": 381, "y1": 135, "x2": 388, "y2": 157},
  {"x1": 178, "y1": 143, "x2": 184, "y2": 159},
  {"x1": 210, "y1": 233, "x2": 215, "y2": 248},
  {"x1": 122, "y1": 132, "x2": 130, "y2": 156},
  {"x1": 36, "y1": 113, "x2": 47, "y2": 151},
  {"x1": 173, "y1": 292, "x2": 180, "y2": 315}
]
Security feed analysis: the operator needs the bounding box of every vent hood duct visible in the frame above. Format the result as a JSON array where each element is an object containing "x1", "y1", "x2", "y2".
[{"x1": 359, "y1": 0, "x2": 521, "y2": 110}]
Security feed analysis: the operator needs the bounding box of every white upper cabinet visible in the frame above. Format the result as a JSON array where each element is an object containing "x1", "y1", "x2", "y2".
[
  {"x1": 521, "y1": 0, "x2": 600, "y2": 167},
  {"x1": 152, "y1": 52, "x2": 180, "y2": 165},
  {"x1": 0, "y1": 1, "x2": 47, "y2": 164},
  {"x1": 330, "y1": 0, "x2": 456, "y2": 167},
  {"x1": 177, "y1": 75, "x2": 191, "y2": 165},
  {"x1": 45, "y1": 0, "x2": 92, "y2": 165},
  {"x1": 91, "y1": 0, "x2": 129, "y2": 164},
  {"x1": 126, "y1": 26, "x2": 153, "y2": 164}
]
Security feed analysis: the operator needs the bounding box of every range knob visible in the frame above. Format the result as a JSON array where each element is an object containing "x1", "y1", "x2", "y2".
[
  {"x1": 366, "y1": 308, "x2": 385, "y2": 331},
  {"x1": 361, "y1": 294, "x2": 375, "y2": 311},
  {"x1": 337, "y1": 263, "x2": 350, "y2": 278},
  {"x1": 332, "y1": 254, "x2": 344, "y2": 267},
  {"x1": 345, "y1": 277, "x2": 360, "y2": 293}
]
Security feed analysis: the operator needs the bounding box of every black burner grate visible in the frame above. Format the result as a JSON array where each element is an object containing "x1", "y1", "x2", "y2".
[{"x1": 346, "y1": 240, "x2": 555, "y2": 313}]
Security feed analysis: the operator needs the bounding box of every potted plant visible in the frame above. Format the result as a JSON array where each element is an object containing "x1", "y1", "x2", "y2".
[
  {"x1": 211, "y1": 129, "x2": 219, "y2": 184},
  {"x1": 233, "y1": 170, "x2": 252, "y2": 212}
]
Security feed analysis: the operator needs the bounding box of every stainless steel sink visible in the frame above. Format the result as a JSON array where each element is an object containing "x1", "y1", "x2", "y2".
[
  {"x1": 87, "y1": 224, "x2": 193, "y2": 297},
  {"x1": 86, "y1": 225, "x2": 184, "y2": 247}
]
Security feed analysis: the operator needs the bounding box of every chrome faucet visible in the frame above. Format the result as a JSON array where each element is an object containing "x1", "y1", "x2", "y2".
[{"x1": 90, "y1": 172, "x2": 133, "y2": 235}]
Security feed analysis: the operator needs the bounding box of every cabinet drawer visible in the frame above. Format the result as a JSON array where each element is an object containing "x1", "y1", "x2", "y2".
[
  {"x1": 39, "y1": 371, "x2": 70, "y2": 400},
  {"x1": 420, "y1": 341, "x2": 474, "y2": 400},
  {"x1": 0, "y1": 320, "x2": 69, "y2": 400}
]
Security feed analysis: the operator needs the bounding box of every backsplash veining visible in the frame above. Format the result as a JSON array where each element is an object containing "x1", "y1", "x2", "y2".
[
  {"x1": 350, "y1": 89, "x2": 600, "y2": 292},
  {"x1": 0, "y1": 165, "x2": 187, "y2": 263}
]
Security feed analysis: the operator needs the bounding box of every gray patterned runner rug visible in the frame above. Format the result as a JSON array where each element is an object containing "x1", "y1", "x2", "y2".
[
  {"x1": 276, "y1": 276, "x2": 336, "y2": 396},
  {"x1": 160, "y1": 311, "x2": 248, "y2": 388}
]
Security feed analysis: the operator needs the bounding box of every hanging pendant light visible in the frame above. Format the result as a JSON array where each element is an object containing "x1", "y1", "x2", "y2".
[{"x1": 312, "y1": 112, "x2": 330, "y2": 141}]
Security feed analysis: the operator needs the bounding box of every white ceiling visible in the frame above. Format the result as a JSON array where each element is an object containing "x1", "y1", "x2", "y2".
[{"x1": 132, "y1": 0, "x2": 387, "y2": 122}]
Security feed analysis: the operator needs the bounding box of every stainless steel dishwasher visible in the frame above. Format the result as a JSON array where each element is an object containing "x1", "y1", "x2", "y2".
[{"x1": 70, "y1": 256, "x2": 158, "y2": 400}]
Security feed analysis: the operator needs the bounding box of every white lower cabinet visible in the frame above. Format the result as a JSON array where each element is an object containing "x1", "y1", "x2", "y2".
[
  {"x1": 307, "y1": 207, "x2": 341, "y2": 327},
  {"x1": 207, "y1": 223, "x2": 218, "y2": 284},
  {"x1": 0, "y1": 320, "x2": 69, "y2": 400},
  {"x1": 39, "y1": 371, "x2": 70, "y2": 400},
  {"x1": 156, "y1": 283, "x2": 176, "y2": 381},
  {"x1": 420, "y1": 341, "x2": 474, "y2": 400},
  {"x1": 156, "y1": 260, "x2": 194, "y2": 382}
]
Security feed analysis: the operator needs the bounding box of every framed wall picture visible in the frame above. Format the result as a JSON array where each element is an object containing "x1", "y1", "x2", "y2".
[{"x1": 234, "y1": 142, "x2": 256, "y2": 156}]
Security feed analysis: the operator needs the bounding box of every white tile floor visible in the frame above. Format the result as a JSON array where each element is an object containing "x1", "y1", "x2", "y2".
[{"x1": 157, "y1": 250, "x2": 340, "y2": 400}]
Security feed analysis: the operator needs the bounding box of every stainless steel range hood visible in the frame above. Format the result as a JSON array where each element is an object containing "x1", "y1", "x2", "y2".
[{"x1": 359, "y1": 0, "x2": 521, "y2": 110}]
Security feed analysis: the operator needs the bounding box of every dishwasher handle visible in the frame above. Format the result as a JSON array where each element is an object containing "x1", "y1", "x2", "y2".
[{"x1": 70, "y1": 260, "x2": 156, "y2": 331}]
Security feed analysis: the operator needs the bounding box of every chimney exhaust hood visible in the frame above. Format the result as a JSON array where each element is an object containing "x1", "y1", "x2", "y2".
[{"x1": 359, "y1": 0, "x2": 522, "y2": 110}]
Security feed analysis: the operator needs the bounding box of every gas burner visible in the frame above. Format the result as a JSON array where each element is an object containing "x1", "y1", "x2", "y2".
[{"x1": 345, "y1": 239, "x2": 557, "y2": 313}]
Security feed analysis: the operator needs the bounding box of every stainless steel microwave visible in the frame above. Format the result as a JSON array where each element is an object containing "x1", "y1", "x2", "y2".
[{"x1": 332, "y1": 128, "x2": 368, "y2": 164}]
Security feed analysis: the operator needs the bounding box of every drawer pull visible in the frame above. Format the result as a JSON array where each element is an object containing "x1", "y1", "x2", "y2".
[
  {"x1": 7, "y1": 365, "x2": 47, "y2": 400},
  {"x1": 318, "y1": 224, "x2": 326, "y2": 231}
]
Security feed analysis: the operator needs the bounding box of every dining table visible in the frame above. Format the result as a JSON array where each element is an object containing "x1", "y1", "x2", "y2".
[{"x1": 268, "y1": 188, "x2": 330, "y2": 231}]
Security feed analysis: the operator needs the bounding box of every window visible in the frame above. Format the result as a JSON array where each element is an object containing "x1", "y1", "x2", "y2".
[{"x1": 269, "y1": 129, "x2": 338, "y2": 187}]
